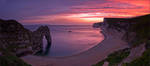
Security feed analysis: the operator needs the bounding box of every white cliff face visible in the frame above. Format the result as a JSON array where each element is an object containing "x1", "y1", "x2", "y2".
[
  {"x1": 97, "y1": 16, "x2": 149, "y2": 66},
  {"x1": 99, "y1": 22, "x2": 126, "y2": 42}
]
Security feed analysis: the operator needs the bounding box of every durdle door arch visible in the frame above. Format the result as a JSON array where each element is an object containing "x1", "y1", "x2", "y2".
[
  {"x1": 32, "y1": 26, "x2": 52, "y2": 55},
  {"x1": 0, "y1": 19, "x2": 52, "y2": 57}
]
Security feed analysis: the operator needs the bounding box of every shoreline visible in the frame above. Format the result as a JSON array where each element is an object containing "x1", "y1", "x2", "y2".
[
  {"x1": 21, "y1": 31, "x2": 129, "y2": 66},
  {"x1": 47, "y1": 31, "x2": 104, "y2": 58}
]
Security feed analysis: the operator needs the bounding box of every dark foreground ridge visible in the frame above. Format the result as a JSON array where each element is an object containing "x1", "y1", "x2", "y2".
[
  {"x1": 93, "y1": 14, "x2": 150, "y2": 66},
  {"x1": 0, "y1": 19, "x2": 52, "y2": 66}
]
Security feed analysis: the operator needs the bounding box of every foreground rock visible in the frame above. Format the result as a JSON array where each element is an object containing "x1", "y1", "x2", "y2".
[{"x1": 0, "y1": 19, "x2": 51, "y2": 57}]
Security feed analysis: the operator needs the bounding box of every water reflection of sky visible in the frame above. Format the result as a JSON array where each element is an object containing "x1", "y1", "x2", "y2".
[{"x1": 24, "y1": 25, "x2": 104, "y2": 57}]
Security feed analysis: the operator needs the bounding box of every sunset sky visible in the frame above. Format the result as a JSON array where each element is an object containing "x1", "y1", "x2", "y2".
[{"x1": 0, "y1": 0, "x2": 149, "y2": 25}]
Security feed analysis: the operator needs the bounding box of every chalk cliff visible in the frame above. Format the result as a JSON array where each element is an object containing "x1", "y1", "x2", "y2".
[
  {"x1": 94, "y1": 14, "x2": 150, "y2": 66},
  {"x1": 94, "y1": 14, "x2": 150, "y2": 47}
]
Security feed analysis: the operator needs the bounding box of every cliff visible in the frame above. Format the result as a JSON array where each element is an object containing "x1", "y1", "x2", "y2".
[
  {"x1": 93, "y1": 22, "x2": 101, "y2": 28},
  {"x1": 93, "y1": 14, "x2": 150, "y2": 47},
  {"x1": 0, "y1": 19, "x2": 52, "y2": 57},
  {"x1": 94, "y1": 14, "x2": 150, "y2": 66}
]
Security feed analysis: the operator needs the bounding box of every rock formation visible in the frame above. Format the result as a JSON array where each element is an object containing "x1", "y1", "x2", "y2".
[
  {"x1": 93, "y1": 22, "x2": 101, "y2": 28},
  {"x1": 32, "y1": 26, "x2": 51, "y2": 55},
  {"x1": 95, "y1": 14, "x2": 150, "y2": 47},
  {"x1": 0, "y1": 19, "x2": 51, "y2": 57},
  {"x1": 94, "y1": 14, "x2": 150, "y2": 66}
]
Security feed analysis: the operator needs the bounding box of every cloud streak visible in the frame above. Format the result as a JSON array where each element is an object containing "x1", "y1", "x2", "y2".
[{"x1": 0, "y1": 0, "x2": 149, "y2": 25}]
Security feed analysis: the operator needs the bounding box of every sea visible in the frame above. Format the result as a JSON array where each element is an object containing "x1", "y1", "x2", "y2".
[{"x1": 24, "y1": 25, "x2": 104, "y2": 57}]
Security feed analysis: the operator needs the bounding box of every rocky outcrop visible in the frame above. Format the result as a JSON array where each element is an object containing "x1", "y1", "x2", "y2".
[
  {"x1": 93, "y1": 22, "x2": 101, "y2": 28},
  {"x1": 31, "y1": 26, "x2": 51, "y2": 55},
  {"x1": 98, "y1": 14, "x2": 150, "y2": 47},
  {"x1": 94, "y1": 14, "x2": 150, "y2": 66},
  {"x1": 0, "y1": 19, "x2": 51, "y2": 57}
]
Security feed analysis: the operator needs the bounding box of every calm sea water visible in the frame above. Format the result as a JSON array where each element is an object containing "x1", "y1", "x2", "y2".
[{"x1": 24, "y1": 25, "x2": 104, "y2": 57}]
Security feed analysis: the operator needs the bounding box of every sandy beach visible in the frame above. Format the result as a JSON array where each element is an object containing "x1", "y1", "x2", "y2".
[
  {"x1": 1, "y1": 1, "x2": 149, "y2": 66},
  {"x1": 21, "y1": 31, "x2": 129, "y2": 66}
]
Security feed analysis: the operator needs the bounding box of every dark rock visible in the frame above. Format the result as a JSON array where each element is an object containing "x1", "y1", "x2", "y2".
[
  {"x1": 145, "y1": 40, "x2": 150, "y2": 49},
  {"x1": 0, "y1": 19, "x2": 52, "y2": 57},
  {"x1": 68, "y1": 30, "x2": 72, "y2": 32},
  {"x1": 32, "y1": 26, "x2": 52, "y2": 55},
  {"x1": 93, "y1": 22, "x2": 101, "y2": 28}
]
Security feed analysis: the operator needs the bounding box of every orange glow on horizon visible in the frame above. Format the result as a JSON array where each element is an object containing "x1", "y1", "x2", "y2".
[
  {"x1": 81, "y1": 18, "x2": 103, "y2": 22},
  {"x1": 67, "y1": 13, "x2": 104, "y2": 22},
  {"x1": 0, "y1": 0, "x2": 149, "y2": 25},
  {"x1": 21, "y1": 0, "x2": 150, "y2": 25},
  {"x1": 22, "y1": 14, "x2": 104, "y2": 25}
]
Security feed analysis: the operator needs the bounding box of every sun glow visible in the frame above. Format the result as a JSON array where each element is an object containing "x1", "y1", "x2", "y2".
[
  {"x1": 81, "y1": 18, "x2": 103, "y2": 22},
  {"x1": 67, "y1": 13, "x2": 104, "y2": 22}
]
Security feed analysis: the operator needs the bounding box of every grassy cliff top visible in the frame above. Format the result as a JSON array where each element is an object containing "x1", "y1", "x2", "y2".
[{"x1": 104, "y1": 14, "x2": 150, "y2": 47}]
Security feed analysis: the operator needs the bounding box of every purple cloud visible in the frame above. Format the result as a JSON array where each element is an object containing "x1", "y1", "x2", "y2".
[{"x1": 0, "y1": 0, "x2": 149, "y2": 25}]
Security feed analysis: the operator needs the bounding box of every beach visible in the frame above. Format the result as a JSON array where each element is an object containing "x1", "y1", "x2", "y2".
[
  {"x1": 21, "y1": 31, "x2": 129, "y2": 66},
  {"x1": 0, "y1": 1, "x2": 149, "y2": 66},
  {"x1": 24, "y1": 25, "x2": 103, "y2": 57}
]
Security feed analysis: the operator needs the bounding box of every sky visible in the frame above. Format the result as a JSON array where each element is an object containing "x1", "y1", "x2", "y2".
[{"x1": 0, "y1": 0, "x2": 149, "y2": 25}]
